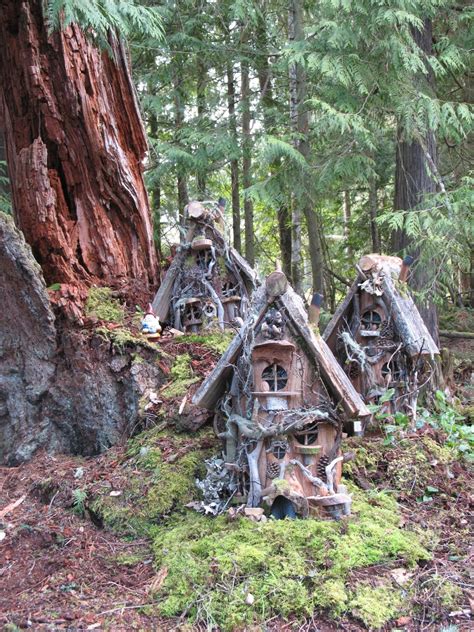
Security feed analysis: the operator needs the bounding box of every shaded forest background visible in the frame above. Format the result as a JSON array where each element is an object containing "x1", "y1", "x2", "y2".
[{"x1": 0, "y1": 0, "x2": 473, "y2": 317}]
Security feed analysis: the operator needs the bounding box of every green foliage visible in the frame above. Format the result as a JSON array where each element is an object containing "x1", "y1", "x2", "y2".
[
  {"x1": 72, "y1": 488, "x2": 87, "y2": 517},
  {"x1": 421, "y1": 391, "x2": 474, "y2": 460},
  {"x1": 85, "y1": 287, "x2": 124, "y2": 323},
  {"x1": 45, "y1": 0, "x2": 163, "y2": 45},
  {"x1": 150, "y1": 487, "x2": 429, "y2": 629}
]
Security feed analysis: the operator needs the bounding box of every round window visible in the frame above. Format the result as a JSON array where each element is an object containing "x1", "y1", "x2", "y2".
[
  {"x1": 272, "y1": 443, "x2": 287, "y2": 460},
  {"x1": 262, "y1": 364, "x2": 288, "y2": 391},
  {"x1": 361, "y1": 310, "x2": 382, "y2": 330}
]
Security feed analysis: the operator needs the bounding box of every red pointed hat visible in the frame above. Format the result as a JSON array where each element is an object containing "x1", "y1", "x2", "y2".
[{"x1": 146, "y1": 303, "x2": 155, "y2": 315}]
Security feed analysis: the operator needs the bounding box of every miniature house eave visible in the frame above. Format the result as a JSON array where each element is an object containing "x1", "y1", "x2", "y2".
[
  {"x1": 151, "y1": 224, "x2": 259, "y2": 325},
  {"x1": 192, "y1": 280, "x2": 370, "y2": 419},
  {"x1": 323, "y1": 254, "x2": 439, "y2": 358}
]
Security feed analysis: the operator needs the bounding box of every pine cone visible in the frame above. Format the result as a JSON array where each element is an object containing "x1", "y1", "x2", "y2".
[
  {"x1": 317, "y1": 454, "x2": 330, "y2": 482},
  {"x1": 266, "y1": 461, "x2": 281, "y2": 479}
]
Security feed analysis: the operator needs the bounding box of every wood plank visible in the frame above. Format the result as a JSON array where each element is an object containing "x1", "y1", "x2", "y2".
[
  {"x1": 280, "y1": 286, "x2": 370, "y2": 419},
  {"x1": 192, "y1": 284, "x2": 269, "y2": 409},
  {"x1": 381, "y1": 274, "x2": 439, "y2": 357},
  {"x1": 322, "y1": 276, "x2": 360, "y2": 348},
  {"x1": 151, "y1": 249, "x2": 187, "y2": 322}
]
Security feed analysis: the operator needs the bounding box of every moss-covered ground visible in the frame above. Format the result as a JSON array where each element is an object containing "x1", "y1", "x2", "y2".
[{"x1": 81, "y1": 416, "x2": 471, "y2": 631}]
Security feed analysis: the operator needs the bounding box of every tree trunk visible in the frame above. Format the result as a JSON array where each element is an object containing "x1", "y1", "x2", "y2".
[
  {"x1": 392, "y1": 19, "x2": 438, "y2": 340},
  {"x1": 256, "y1": 11, "x2": 291, "y2": 276},
  {"x1": 288, "y1": 0, "x2": 303, "y2": 294},
  {"x1": 288, "y1": 0, "x2": 323, "y2": 295},
  {"x1": 0, "y1": 0, "x2": 157, "y2": 292},
  {"x1": 227, "y1": 63, "x2": 241, "y2": 253},
  {"x1": 196, "y1": 60, "x2": 207, "y2": 197},
  {"x1": 343, "y1": 190, "x2": 352, "y2": 259},
  {"x1": 368, "y1": 180, "x2": 380, "y2": 252},
  {"x1": 173, "y1": 71, "x2": 189, "y2": 236},
  {"x1": 241, "y1": 58, "x2": 255, "y2": 267}
]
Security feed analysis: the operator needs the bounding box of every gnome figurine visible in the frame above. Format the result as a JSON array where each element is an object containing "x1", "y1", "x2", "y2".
[{"x1": 141, "y1": 304, "x2": 161, "y2": 339}]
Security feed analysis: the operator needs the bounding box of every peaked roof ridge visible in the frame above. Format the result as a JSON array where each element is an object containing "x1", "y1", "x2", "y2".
[
  {"x1": 193, "y1": 273, "x2": 370, "y2": 419},
  {"x1": 323, "y1": 253, "x2": 439, "y2": 357}
]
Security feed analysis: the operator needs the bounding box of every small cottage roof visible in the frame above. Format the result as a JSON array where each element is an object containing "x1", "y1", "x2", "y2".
[
  {"x1": 151, "y1": 211, "x2": 258, "y2": 322},
  {"x1": 192, "y1": 273, "x2": 370, "y2": 419},
  {"x1": 323, "y1": 254, "x2": 439, "y2": 358}
]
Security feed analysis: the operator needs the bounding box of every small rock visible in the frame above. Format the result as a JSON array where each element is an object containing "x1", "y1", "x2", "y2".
[
  {"x1": 245, "y1": 592, "x2": 255, "y2": 605},
  {"x1": 74, "y1": 467, "x2": 84, "y2": 479},
  {"x1": 109, "y1": 490, "x2": 122, "y2": 497},
  {"x1": 0, "y1": 531, "x2": 5, "y2": 542},
  {"x1": 244, "y1": 507, "x2": 264, "y2": 517},
  {"x1": 396, "y1": 616, "x2": 411, "y2": 626}
]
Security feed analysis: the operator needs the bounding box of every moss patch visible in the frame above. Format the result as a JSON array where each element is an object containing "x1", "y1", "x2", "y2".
[
  {"x1": 150, "y1": 487, "x2": 430, "y2": 630},
  {"x1": 89, "y1": 427, "x2": 213, "y2": 537},
  {"x1": 349, "y1": 582, "x2": 402, "y2": 629},
  {"x1": 161, "y1": 353, "x2": 200, "y2": 399},
  {"x1": 176, "y1": 332, "x2": 234, "y2": 355},
  {"x1": 85, "y1": 287, "x2": 125, "y2": 323}
]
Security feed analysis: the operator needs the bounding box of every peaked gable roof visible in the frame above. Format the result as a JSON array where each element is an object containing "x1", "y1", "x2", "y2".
[
  {"x1": 151, "y1": 214, "x2": 258, "y2": 323},
  {"x1": 323, "y1": 254, "x2": 439, "y2": 358},
  {"x1": 192, "y1": 272, "x2": 370, "y2": 419}
]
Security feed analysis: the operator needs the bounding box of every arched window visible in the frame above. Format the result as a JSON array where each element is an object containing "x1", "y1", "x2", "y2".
[
  {"x1": 295, "y1": 422, "x2": 319, "y2": 446},
  {"x1": 381, "y1": 362, "x2": 402, "y2": 381},
  {"x1": 262, "y1": 364, "x2": 288, "y2": 391},
  {"x1": 361, "y1": 310, "x2": 382, "y2": 331}
]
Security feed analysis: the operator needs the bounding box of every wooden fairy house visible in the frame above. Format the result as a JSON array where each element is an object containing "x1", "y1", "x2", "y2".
[
  {"x1": 152, "y1": 200, "x2": 258, "y2": 333},
  {"x1": 192, "y1": 271, "x2": 370, "y2": 520},
  {"x1": 323, "y1": 254, "x2": 439, "y2": 420}
]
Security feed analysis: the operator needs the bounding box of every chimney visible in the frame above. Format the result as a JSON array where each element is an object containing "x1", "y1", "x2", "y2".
[
  {"x1": 309, "y1": 293, "x2": 324, "y2": 327},
  {"x1": 399, "y1": 255, "x2": 414, "y2": 282}
]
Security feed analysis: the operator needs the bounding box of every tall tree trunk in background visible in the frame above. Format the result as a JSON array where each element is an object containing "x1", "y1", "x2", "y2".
[
  {"x1": 227, "y1": 63, "x2": 241, "y2": 253},
  {"x1": 343, "y1": 190, "x2": 352, "y2": 259},
  {"x1": 368, "y1": 180, "x2": 380, "y2": 252},
  {"x1": 173, "y1": 71, "x2": 189, "y2": 232},
  {"x1": 288, "y1": 0, "x2": 323, "y2": 296},
  {"x1": 149, "y1": 113, "x2": 162, "y2": 256},
  {"x1": 392, "y1": 19, "x2": 438, "y2": 339},
  {"x1": 241, "y1": 57, "x2": 255, "y2": 267},
  {"x1": 0, "y1": 0, "x2": 157, "y2": 291},
  {"x1": 257, "y1": 8, "x2": 292, "y2": 277},
  {"x1": 196, "y1": 60, "x2": 207, "y2": 197}
]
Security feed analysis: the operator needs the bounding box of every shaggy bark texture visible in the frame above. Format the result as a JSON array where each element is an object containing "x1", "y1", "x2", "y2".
[{"x1": 0, "y1": 0, "x2": 157, "y2": 292}]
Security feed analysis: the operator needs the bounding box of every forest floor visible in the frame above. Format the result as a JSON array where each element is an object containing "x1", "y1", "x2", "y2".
[{"x1": 1, "y1": 334, "x2": 472, "y2": 632}]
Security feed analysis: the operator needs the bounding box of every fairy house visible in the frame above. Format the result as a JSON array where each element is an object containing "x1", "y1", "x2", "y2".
[
  {"x1": 152, "y1": 200, "x2": 258, "y2": 333},
  {"x1": 192, "y1": 271, "x2": 370, "y2": 519},
  {"x1": 323, "y1": 254, "x2": 439, "y2": 419}
]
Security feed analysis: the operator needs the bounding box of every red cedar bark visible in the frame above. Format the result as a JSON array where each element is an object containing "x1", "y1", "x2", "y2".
[{"x1": 0, "y1": 0, "x2": 157, "y2": 291}]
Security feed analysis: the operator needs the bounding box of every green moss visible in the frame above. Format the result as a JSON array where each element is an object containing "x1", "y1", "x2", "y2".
[
  {"x1": 149, "y1": 487, "x2": 429, "y2": 630},
  {"x1": 313, "y1": 579, "x2": 348, "y2": 615},
  {"x1": 161, "y1": 353, "x2": 200, "y2": 399},
  {"x1": 95, "y1": 326, "x2": 158, "y2": 354},
  {"x1": 85, "y1": 287, "x2": 125, "y2": 323},
  {"x1": 144, "y1": 451, "x2": 204, "y2": 518},
  {"x1": 349, "y1": 582, "x2": 402, "y2": 629},
  {"x1": 90, "y1": 428, "x2": 211, "y2": 536},
  {"x1": 421, "y1": 436, "x2": 454, "y2": 464},
  {"x1": 177, "y1": 332, "x2": 234, "y2": 354}
]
